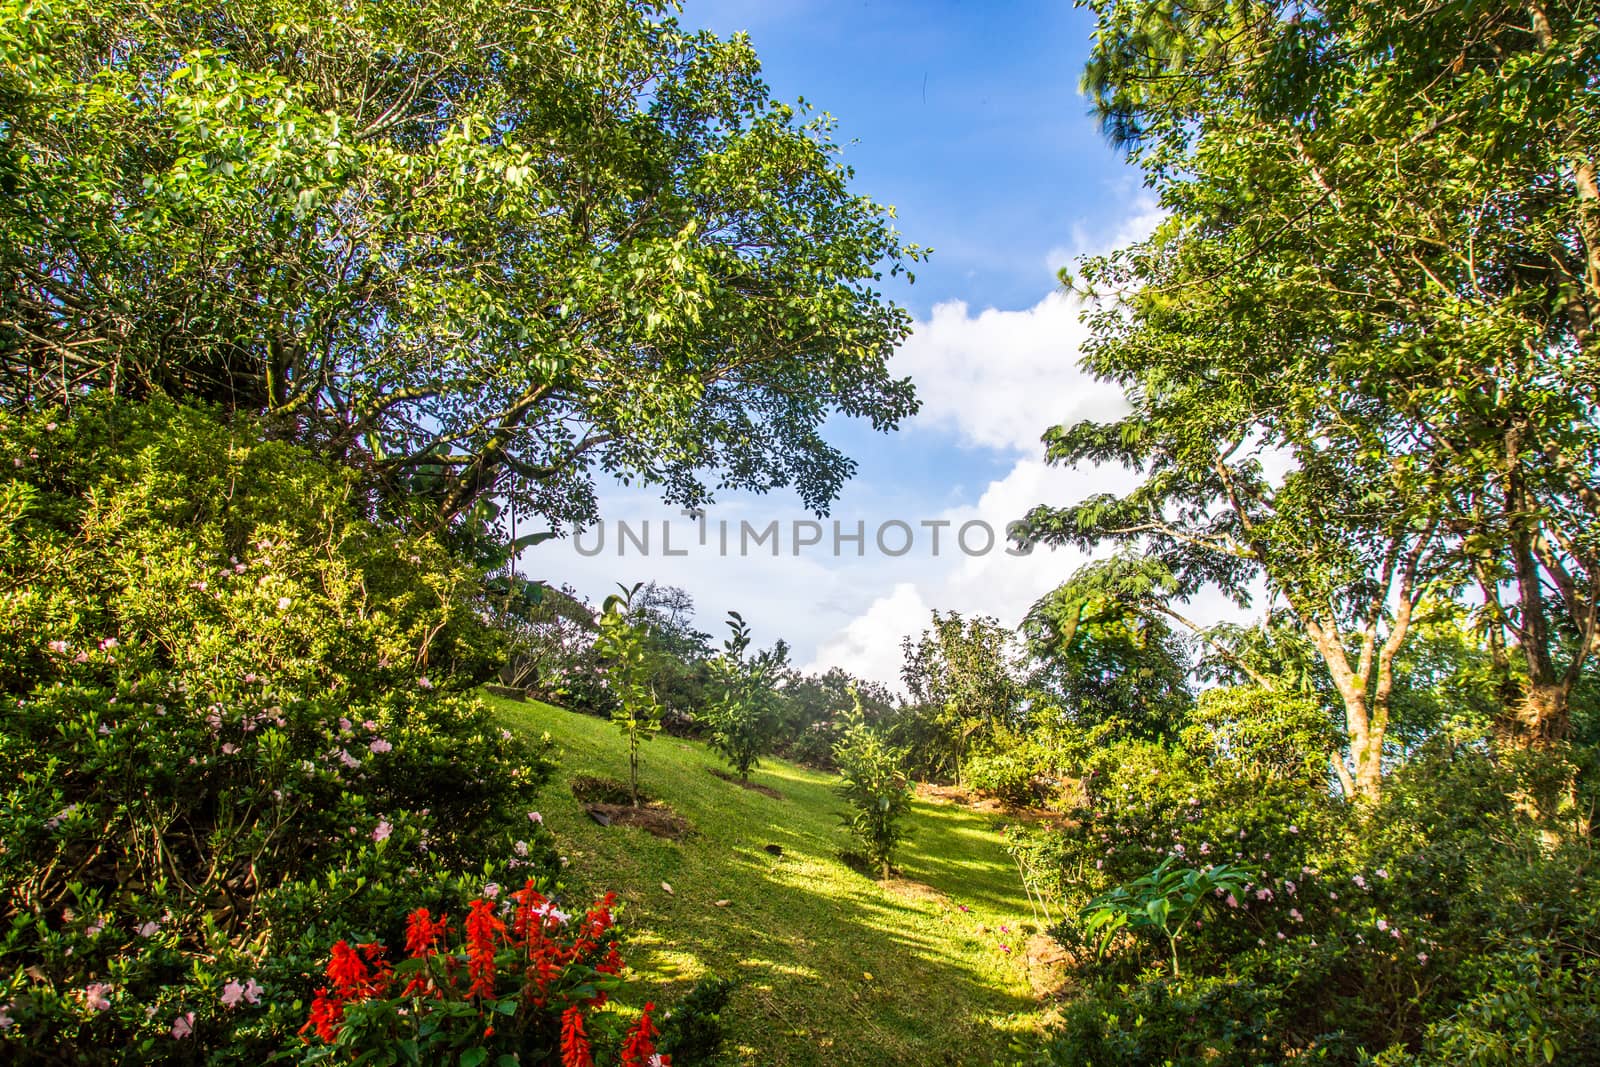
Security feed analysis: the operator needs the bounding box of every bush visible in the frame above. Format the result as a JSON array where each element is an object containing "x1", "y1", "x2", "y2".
[
  {"x1": 833, "y1": 717, "x2": 913, "y2": 879},
  {"x1": 296, "y1": 881, "x2": 669, "y2": 1065},
  {"x1": 657, "y1": 976, "x2": 737, "y2": 1064},
  {"x1": 964, "y1": 737, "x2": 1056, "y2": 806},
  {"x1": 0, "y1": 400, "x2": 557, "y2": 1060}
]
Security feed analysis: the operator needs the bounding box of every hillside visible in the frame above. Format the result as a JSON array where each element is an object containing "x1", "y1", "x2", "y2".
[{"x1": 489, "y1": 695, "x2": 1052, "y2": 1066}]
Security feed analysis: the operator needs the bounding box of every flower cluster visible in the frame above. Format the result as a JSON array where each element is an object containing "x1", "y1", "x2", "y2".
[{"x1": 299, "y1": 882, "x2": 666, "y2": 1065}]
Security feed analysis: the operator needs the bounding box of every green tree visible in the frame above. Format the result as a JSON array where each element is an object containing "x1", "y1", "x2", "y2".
[
  {"x1": 1, "y1": 0, "x2": 925, "y2": 528},
  {"x1": 900, "y1": 610, "x2": 1028, "y2": 785},
  {"x1": 1025, "y1": 561, "x2": 1195, "y2": 741},
  {"x1": 705, "y1": 610, "x2": 787, "y2": 781},
  {"x1": 833, "y1": 707, "x2": 912, "y2": 880},
  {"x1": 1027, "y1": 0, "x2": 1600, "y2": 795},
  {"x1": 594, "y1": 582, "x2": 662, "y2": 807}
]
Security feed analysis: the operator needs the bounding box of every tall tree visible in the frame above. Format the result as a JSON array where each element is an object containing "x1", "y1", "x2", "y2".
[
  {"x1": 1027, "y1": 0, "x2": 1600, "y2": 798},
  {"x1": 900, "y1": 610, "x2": 1028, "y2": 784},
  {"x1": 0, "y1": 0, "x2": 924, "y2": 527}
]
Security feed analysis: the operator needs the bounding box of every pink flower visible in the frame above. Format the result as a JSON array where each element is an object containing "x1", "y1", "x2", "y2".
[
  {"x1": 1225, "y1": 894, "x2": 1239, "y2": 909},
  {"x1": 1289, "y1": 908, "x2": 1303, "y2": 922},
  {"x1": 1276, "y1": 932, "x2": 1286, "y2": 940},
  {"x1": 416, "y1": 676, "x2": 433, "y2": 690},
  {"x1": 0, "y1": 1003, "x2": 12, "y2": 1029},
  {"x1": 171, "y1": 1012, "x2": 195, "y2": 1038},
  {"x1": 48, "y1": 640, "x2": 69, "y2": 654},
  {"x1": 84, "y1": 983, "x2": 111, "y2": 1011},
  {"x1": 527, "y1": 811, "x2": 543, "y2": 825},
  {"x1": 368, "y1": 739, "x2": 392, "y2": 754},
  {"x1": 1376, "y1": 919, "x2": 1388, "y2": 932},
  {"x1": 514, "y1": 840, "x2": 529, "y2": 857},
  {"x1": 1417, "y1": 952, "x2": 1429, "y2": 965},
  {"x1": 1376, "y1": 868, "x2": 1389, "y2": 879},
  {"x1": 221, "y1": 743, "x2": 239, "y2": 755},
  {"x1": 220, "y1": 981, "x2": 246, "y2": 1009},
  {"x1": 276, "y1": 597, "x2": 291, "y2": 611},
  {"x1": 483, "y1": 883, "x2": 501, "y2": 900},
  {"x1": 337, "y1": 749, "x2": 361, "y2": 770},
  {"x1": 242, "y1": 979, "x2": 262, "y2": 1005},
  {"x1": 138, "y1": 920, "x2": 160, "y2": 937},
  {"x1": 372, "y1": 820, "x2": 392, "y2": 842},
  {"x1": 1288, "y1": 825, "x2": 1299, "y2": 834},
  {"x1": 1255, "y1": 888, "x2": 1274, "y2": 902},
  {"x1": 1352, "y1": 875, "x2": 1367, "y2": 889},
  {"x1": 98, "y1": 637, "x2": 118, "y2": 651},
  {"x1": 362, "y1": 720, "x2": 378, "y2": 731}
]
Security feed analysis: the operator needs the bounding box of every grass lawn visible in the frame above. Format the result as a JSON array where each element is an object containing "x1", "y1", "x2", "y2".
[{"x1": 489, "y1": 695, "x2": 1051, "y2": 1066}]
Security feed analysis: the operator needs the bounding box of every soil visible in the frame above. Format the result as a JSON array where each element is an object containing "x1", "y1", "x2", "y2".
[
  {"x1": 582, "y1": 801, "x2": 690, "y2": 840},
  {"x1": 708, "y1": 767, "x2": 783, "y2": 799}
]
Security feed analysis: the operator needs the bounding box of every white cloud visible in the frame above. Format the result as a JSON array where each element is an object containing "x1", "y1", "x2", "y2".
[{"x1": 895, "y1": 292, "x2": 1127, "y2": 454}]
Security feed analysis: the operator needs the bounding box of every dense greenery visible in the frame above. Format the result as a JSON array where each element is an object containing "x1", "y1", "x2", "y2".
[
  {"x1": 0, "y1": 401, "x2": 559, "y2": 1059},
  {"x1": 1, "y1": 0, "x2": 923, "y2": 528}
]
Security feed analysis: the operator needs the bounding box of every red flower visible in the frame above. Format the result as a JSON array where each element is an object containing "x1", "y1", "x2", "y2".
[
  {"x1": 620, "y1": 1002, "x2": 668, "y2": 1067},
  {"x1": 300, "y1": 988, "x2": 344, "y2": 1043},
  {"x1": 560, "y1": 1005, "x2": 594, "y2": 1067},
  {"x1": 404, "y1": 906, "x2": 449, "y2": 959},
  {"x1": 465, "y1": 897, "x2": 506, "y2": 999}
]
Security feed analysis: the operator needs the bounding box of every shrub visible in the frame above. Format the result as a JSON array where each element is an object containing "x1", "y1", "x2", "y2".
[
  {"x1": 0, "y1": 400, "x2": 557, "y2": 1060},
  {"x1": 833, "y1": 716, "x2": 913, "y2": 879},
  {"x1": 296, "y1": 880, "x2": 670, "y2": 1065},
  {"x1": 964, "y1": 736, "x2": 1056, "y2": 806},
  {"x1": 656, "y1": 976, "x2": 737, "y2": 1064}
]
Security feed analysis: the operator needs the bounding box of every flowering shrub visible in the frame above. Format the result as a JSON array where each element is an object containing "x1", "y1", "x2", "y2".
[
  {"x1": 298, "y1": 881, "x2": 670, "y2": 1066},
  {"x1": 0, "y1": 401, "x2": 557, "y2": 1060},
  {"x1": 1023, "y1": 690, "x2": 1600, "y2": 1065}
]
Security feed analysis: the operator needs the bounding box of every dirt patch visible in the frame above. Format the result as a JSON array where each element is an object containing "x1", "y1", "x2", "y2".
[
  {"x1": 570, "y1": 774, "x2": 641, "y2": 806},
  {"x1": 709, "y1": 768, "x2": 782, "y2": 799},
  {"x1": 1024, "y1": 932, "x2": 1076, "y2": 997},
  {"x1": 583, "y1": 801, "x2": 689, "y2": 840}
]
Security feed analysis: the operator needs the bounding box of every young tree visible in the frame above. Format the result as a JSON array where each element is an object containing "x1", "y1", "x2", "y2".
[
  {"x1": 1, "y1": 0, "x2": 926, "y2": 529},
  {"x1": 594, "y1": 583, "x2": 662, "y2": 807},
  {"x1": 705, "y1": 611, "x2": 787, "y2": 781},
  {"x1": 833, "y1": 707, "x2": 912, "y2": 880}
]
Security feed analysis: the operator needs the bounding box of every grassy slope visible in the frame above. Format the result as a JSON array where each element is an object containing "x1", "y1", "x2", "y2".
[{"x1": 490, "y1": 696, "x2": 1047, "y2": 1066}]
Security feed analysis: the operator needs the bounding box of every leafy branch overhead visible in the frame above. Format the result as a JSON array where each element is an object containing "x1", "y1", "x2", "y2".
[{"x1": 0, "y1": 0, "x2": 927, "y2": 528}]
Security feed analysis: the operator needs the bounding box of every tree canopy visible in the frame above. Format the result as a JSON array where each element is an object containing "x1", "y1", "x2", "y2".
[
  {"x1": 0, "y1": 0, "x2": 924, "y2": 527},
  {"x1": 1024, "y1": 0, "x2": 1600, "y2": 797}
]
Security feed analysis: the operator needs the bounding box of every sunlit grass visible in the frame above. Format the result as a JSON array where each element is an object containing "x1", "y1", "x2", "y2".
[{"x1": 490, "y1": 695, "x2": 1049, "y2": 1066}]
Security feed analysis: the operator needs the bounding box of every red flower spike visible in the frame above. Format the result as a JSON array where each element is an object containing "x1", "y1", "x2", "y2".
[
  {"x1": 560, "y1": 1005, "x2": 595, "y2": 1067},
  {"x1": 620, "y1": 1002, "x2": 666, "y2": 1067},
  {"x1": 404, "y1": 906, "x2": 449, "y2": 959},
  {"x1": 465, "y1": 897, "x2": 507, "y2": 999}
]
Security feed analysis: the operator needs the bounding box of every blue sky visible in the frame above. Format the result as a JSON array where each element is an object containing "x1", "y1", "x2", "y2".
[{"x1": 541, "y1": 2, "x2": 1166, "y2": 688}]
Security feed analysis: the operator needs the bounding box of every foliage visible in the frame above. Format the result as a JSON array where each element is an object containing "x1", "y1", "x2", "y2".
[
  {"x1": 705, "y1": 611, "x2": 788, "y2": 780},
  {"x1": 0, "y1": 399, "x2": 557, "y2": 1059},
  {"x1": 775, "y1": 667, "x2": 898, "y2": 770},
  {"x1": 833, "y1": 713, "x2": 913, "y2": 879},
  {"x1": 1, "y1": 0, "x2": 927, "y2": 528},
  {"x1": 899, "y1": 611, "x2": 1030, "y2": 783},
  {"x1": 296, "y1": 881, "x2": 670, "y2": 1066},
  {"x1": 595, "y1": 584, "x2": 664, "y2": 807},
  {"x1": 1080, "y1": 858, "x2": 1252, "y2": 976},
  {"x1": 962, "y1": 735, "x2": 1057, "y2": 807},
  {"x1": 1024, "y1": 561, "x2": 1195, "y2": 741},
  {"x1": 655, "y1": 976, "x2": 737, "y2": 1064},
  {"x1": 1030, "y1": 700, "x2": 1600, "y2": 1065},
  {"x1": 1029, "y1": 0, "x2": 1600, "y2": 774}
]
